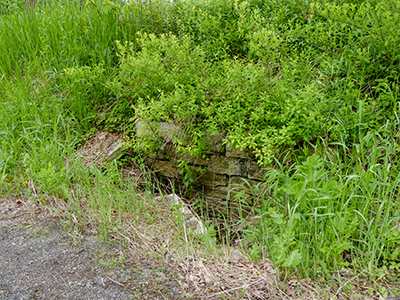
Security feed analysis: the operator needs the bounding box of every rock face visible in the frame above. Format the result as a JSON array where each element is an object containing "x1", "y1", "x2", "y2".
[
  {"x1": 135, "y1": 120, "x2": 267, "y2": 216},
  {"x1": 74, "y1": 131, "x2": 125, "y2": 166},
  {"x1": 155, "y1": 194, "x2": 206, "y2": 235},
  {"x1": 104, "y1": 138, "x2": 126, "y2": 162}
]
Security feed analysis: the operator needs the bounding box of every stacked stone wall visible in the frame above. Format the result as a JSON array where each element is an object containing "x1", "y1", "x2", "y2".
[{"x1": 136, "y1": 120, "x2": 266, "y2": 215}]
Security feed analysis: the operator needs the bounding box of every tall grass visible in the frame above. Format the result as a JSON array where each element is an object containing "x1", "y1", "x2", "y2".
[
  {"x1": 0, "y1": 0, "x2": 136, "y2": 180},
  {"x1": 0, "y1": 0, "x2": 176, "y2": 246},
  {"x1": 237, "y1": 124, "x2": 400, "y2": 281},
  {"x1": 0, "y1": 0, "x2": 138, "y2": 74},
  {"x1": 0, "y1": 0, "x2": 133, "y2": 230}
]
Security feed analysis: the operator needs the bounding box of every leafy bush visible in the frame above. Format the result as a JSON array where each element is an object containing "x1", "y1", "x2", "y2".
[
  {"x1": 62, "y1": 64, "x2": 110, "y2": 131},
  {"x1": 108, "y1": 0, "x2": 400, "y2": 163},
  {"x1": 108, "y1": 32, "x2": 326, "y2": 164}
]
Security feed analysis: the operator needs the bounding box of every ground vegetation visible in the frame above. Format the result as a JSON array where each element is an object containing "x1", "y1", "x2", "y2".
[{"x1": 0, "y1": 0, "x2": 400, "y2": 298}]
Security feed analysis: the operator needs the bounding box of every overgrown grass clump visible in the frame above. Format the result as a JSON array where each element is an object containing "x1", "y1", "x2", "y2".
[{"x1": 0, "y1": 0, "x2": 400, "y2": 295}]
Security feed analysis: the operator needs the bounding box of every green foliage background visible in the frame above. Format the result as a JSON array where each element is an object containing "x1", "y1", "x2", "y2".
[{"x1": 1, "y1": 0, "x2": 400, "y2": 285}]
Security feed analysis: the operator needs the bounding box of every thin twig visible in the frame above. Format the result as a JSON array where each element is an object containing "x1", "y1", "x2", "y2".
[
  {"x1": 205, "y1": 279, "x2": 263, "y2": 298},
  {"x1": 105, "y1": 275, "x2": 135, "y2": 293},
  {"x1": 377, "y1": 273, "x2": 386, "y2": 282},
  {"x1": 106, "y1": 276, "x2": 125, "y2": 287}
]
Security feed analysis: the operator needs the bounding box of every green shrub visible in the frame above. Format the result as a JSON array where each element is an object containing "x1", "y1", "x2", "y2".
[
  {"x1": 105, "y1": 0, "x2": 400, "y2": 279},
  {"x1": 61, "y1": 64, "x2": 110, "y2": 131},
  {"x1": 108, "y1": 0, "x2": 400, "y2": 163},
  {"x1": 108, "y1": 32, "x2": 326, "y2": 164}
]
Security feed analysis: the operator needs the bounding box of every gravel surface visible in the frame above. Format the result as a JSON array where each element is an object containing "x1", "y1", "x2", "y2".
[
  {"x1": 0, "y1": 223, "x2": 136, "y2": 299},
  {"x1": 0, "y1": 197, "x2": 188, "y2": 300}
]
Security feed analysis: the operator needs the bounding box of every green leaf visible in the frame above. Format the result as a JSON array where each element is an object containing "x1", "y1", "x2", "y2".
[{"x1": 282, "y1": 249, "x2": 302, "y2": 268}]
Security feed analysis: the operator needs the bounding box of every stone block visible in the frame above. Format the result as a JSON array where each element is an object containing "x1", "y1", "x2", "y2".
[
  {"x1": 152, "y1": 160, "x2": 229, "y2": 187},
  {"x1": 152, "y1": 160, "x2": 179, "y2": 178},
  {"x1": 201, "y1": 196, "x2": 229, "y2": 214},
  {"x1": 226, "y1": 145, "x2": 251, "y2": 158},
  {"x1": 203, "y1": 132, "x2": 225, "y2": 154},
  {"x1": 203, "y1": 186, "x2": 249, "y2": 201},
  {"x1": 136, "y1": 118, "x2": 226, "y2": 153},
  {"x1": 154, "y1": 194, "x2": 206, "y2": 235},
  {"x1": 158, "y1": 122, "x2": 186, "y2": 143},
  {"x1": 175, "y1": 156, "x2": 247, "y2": 177},
  {"x1": 203, "y1": 186, "x2": 230, "y2": 200},
  {"x1": 229, "y1": 176, "x2": 261, "y2": 187},
  {"x1": 104, "y1": 138, "x2": 126, "y2": 162},
  {"x1": 207, "y1": 157, "x2": 247, "y2": 176},
  {"x1": 136, "y1": 119, "x2": 184, "y2": 143},
  {"x1": 247, "y1": 160, "x2": 266, "y2": 181},
  {"x1": 135, "y1": 119, "x2": 152, "y2": 138},
  {"x1": 194, "y1": 170, "x2": 228, "y2": 187},
  {"x1": 135, "y1": 119, "x2": 272, "y2": 214}
]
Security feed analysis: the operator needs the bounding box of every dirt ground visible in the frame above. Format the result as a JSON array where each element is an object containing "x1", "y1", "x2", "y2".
[
  {"x1": 2, "y1": 141, "x2": 398, "y2": 300},
  {"x1": 2, "y1": 194, "x2": 400, "y2": 300},
  {"x1": 0, "y1": 196, "x2": 189, "y2": 300}
]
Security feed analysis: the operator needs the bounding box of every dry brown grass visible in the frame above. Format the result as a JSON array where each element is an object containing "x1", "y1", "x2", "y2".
[{"x1": 73, "y1": 131, "x2": 123, "y2": 167}]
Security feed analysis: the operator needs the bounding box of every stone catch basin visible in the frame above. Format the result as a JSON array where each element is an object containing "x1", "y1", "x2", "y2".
[{"x1": 135, "y1": 120, "x2": 268, "y2": 216}]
